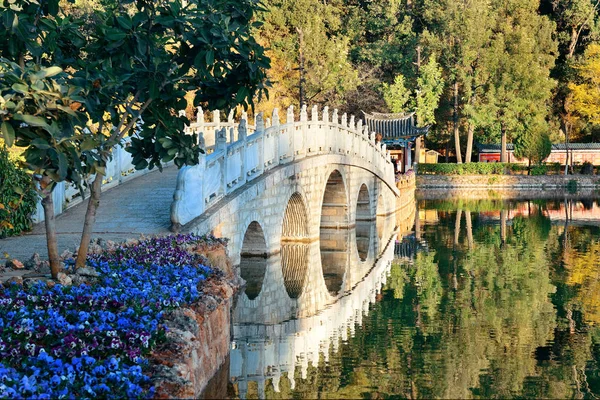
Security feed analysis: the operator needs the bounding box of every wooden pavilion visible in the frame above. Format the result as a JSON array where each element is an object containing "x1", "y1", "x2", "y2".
[{"x1": 363, "y1": 112, "x2": 429, "y2": 173}]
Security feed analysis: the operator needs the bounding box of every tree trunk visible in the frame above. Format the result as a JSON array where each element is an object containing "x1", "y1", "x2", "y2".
[
  {"x1": 41, "y1": 190, "x2": 61, "y2": 279},
  {"x1": 414, "y1": 136, "x2": 421, "y2": 166},
  {"x1": 500, "y1": 123, "x2": 507, "y2": 163},
  {"x1": 445, "y1": 138, "x2": 449, "y2": 163},
  {"x1": 500, "y1": 209, "x2": 507, "y2": 246},
  {"x1": 564, "y1": 120, "x2": 570, "y2": 175},
  {"x1": 465, "y1": 210, "x2": 473, "y2": 249},
  {"x1": 74, "y1": 174, "x2": 103, "y2": 268},
  {"x1": 465, "y1": 123, "x2": 474, "y2": 163},
  {"x1": 453, "y1": 81, "x2": 462, "y2": 163}
]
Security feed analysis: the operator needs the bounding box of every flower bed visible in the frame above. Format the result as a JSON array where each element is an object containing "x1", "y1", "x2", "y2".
[{"x1": 0, "y1": 234, "x2": 222, "y2": 399}]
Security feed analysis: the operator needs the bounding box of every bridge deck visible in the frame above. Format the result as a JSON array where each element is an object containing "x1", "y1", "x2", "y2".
[{"x1": 0, "y1": 166, "x2": 177, "y2": 261}]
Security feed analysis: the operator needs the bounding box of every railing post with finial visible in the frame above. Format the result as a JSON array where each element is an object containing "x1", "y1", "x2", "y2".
[
  {"x1": 216, "y1": 127, "x2": 227, "y2": 196},
  {"x1": 266, "y1": 108, "x2": 279, "y2": 169},
  {"x1": 281, "y1": 105, "x2": 294, "y2": 161},
  {"x1": 239, "y1": 118, "x2": 248, "y2": 184}
]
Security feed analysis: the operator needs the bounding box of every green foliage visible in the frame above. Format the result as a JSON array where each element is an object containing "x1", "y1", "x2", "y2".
[
  {"x1": 514, "y1": 121, "x2": 552, "y2": 165},
  {"x1": 568, "y1": 44, "x2": 600, "y2": 126},
  {"x1": 255, "y1": 0, "x2": 358, "y2": 112},
  {"x1": 0, "y1": 0, "x2": 270, "y2": 191},
  {"x1": 417, "y1": 162, "x2": 525, "y2": 175},
  {"x1": 382, "y1": 74, "x2": 411, "y2": 113},
  {"x1": 415, "y1": 55, "x2": 444, "y2": 127},
  {"x1": 0, "y1": 60, "x2": 88, "y2": 190},
  {"x1": 530, "y1": 164, "x2": 548, "y2": 175},
  {"x1": 0, "y1": 147, "x2": 38, "y2": 238}
]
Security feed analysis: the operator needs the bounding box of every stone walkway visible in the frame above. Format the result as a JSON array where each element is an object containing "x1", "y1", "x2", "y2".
[{"x1": 0, "y1": 166, "x2": 178, "y2": 261}]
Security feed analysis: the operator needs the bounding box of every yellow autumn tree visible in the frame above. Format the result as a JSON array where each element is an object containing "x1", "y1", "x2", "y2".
[{"x1": 567, "y1": 43, "x2": 600, "y2": 126}]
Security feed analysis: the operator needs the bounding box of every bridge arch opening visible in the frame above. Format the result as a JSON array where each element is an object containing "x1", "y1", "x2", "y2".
[
  {"x1": 356, "y1": 184, "x2": 373, "y2": 261},
  {"x1": 281, "y1": 192, "x2": 310, "y2": 299},
  {"x1": 320, "y1": 170, "x2": 349, "y2": 229},
  {"x1": 282, "y1": 192, "x2": 309, "y2": 239},
  {"x1": 239, "y1": 221, "x2": 268, "y2": 300},
  {"x1": 320, "y1": 170, "x2": 348, "y2": 296}
]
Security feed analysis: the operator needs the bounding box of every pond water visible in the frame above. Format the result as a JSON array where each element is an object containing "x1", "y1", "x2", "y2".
[{"x1": 217, "y1": 198, "x2": 600, "y2": 399}]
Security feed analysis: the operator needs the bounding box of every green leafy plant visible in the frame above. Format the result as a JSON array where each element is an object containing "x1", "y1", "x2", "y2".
[
  {"x1": 0, "y1": 146, "x2": 38, "y2": 238},
  {"x1": 0, "y1": 0, "x2": 270, "y2": 275}
]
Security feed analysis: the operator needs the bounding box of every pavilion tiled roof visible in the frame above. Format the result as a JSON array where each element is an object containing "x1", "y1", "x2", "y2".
[{"x1": 363, "y1": 111, "x2": 429, "y2": 144}]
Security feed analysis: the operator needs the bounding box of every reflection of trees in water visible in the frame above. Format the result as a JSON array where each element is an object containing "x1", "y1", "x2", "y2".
[{"x1": 243, "y1": 203, "x2": 600, "y2": 400}]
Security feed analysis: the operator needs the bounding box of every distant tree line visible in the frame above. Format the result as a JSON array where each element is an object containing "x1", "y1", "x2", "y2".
[{"x1": 253, "y1": 0, "x2": 600, "y2": 163}]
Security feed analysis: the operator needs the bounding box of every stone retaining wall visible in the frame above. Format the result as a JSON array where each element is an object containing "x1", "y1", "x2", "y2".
[
  {"x1": 417, "y1": 174, "x2": 600, "y2": 189},
  {"x1": 150, "y1": 275, "x2": 235, "y2": 399}
]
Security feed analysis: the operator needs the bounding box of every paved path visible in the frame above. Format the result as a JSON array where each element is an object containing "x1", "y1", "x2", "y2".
[{"x1": 0, "y1": 166, "x2": 178, "y2": 261}]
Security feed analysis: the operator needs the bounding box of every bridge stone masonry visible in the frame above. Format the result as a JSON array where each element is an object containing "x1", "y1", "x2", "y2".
[{"x1": 171, "y1": 104, "x2": 400, "y2": 266}]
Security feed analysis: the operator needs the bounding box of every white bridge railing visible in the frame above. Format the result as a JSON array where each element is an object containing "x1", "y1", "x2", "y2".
[{"x1": 171, "y1": 104, "x2": 395, "y2": 228}]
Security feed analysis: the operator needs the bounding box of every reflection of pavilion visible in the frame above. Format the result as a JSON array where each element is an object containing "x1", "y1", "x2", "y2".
[{"x1": 230, "y1": 230, "x2": 397, "y2": 399}]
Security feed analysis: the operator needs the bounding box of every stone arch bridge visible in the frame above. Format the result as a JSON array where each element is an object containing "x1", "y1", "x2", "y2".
[{"x1": 171, "y1": 105, "x2": 405, "y2": 268}]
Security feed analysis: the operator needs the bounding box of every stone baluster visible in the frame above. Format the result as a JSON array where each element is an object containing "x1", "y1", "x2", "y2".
[
  {"x1": 216, "y1": 127, "x2": 227, "y2": 152},
  {"x1": 332, "y1": 109, "x2": 338, "y2": 125},
  {"x1": 196, "y1": 106, "x2": 204, "y2": 124},
  {"x1": 311, "y1": 105, "x2": 318, "y2": 122},
  {"x1": 216, "y1": 127, "x2": 227, "y2": 195},
  {"x1": 213, "y1": 110, "x2": 221, "y2": 144},
  {"x1": 228, "y1": 126, "x2": 235, "y2": 144},
  {"x1": 239, "y1": 118, "x2": 248, "y2": 141},
  {"x1": 198, "y1": 131, "x2": 206, "y2": 151},
  {"x1": 266, "y1": 118, "x2": 271, "y2": 127},
  {"x1": 288, "y1": 105, "x2": 295, "y2": 124},
  {"x1": 350, "y1": 115, "x2": 356, "y2": 131},
  {"x1": 227, "y1": 109, "x2": 234, "y2": 124},
  {"x1": 255, "y1": 112, "x2": 265, "y2": 135},
  {"x1": 341, "y1": 113, "x2": 347, "y2": 128},
  {"x1": 322, "y1": 106, "x2": 330, "y2": 151},
  {"x1": 239, "y1": 119, "x2": 248, "y2": 184},
  {"x1": 265, "y1": 108, "x2": 279, "y2": 168}
]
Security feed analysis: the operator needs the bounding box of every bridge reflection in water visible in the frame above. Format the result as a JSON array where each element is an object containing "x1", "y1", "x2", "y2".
[{"x1": 227, "y1": 197, "x2": 416, "y2": 399}]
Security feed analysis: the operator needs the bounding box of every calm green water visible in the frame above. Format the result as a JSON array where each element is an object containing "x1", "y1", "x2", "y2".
[{"x1": 222, "y1": 199, "x2": 600, "y2": 399}]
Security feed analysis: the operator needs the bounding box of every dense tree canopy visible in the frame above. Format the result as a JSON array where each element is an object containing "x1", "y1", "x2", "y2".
[{"x1": 252, "y1": 0, "x2": 599, "y2": 159}]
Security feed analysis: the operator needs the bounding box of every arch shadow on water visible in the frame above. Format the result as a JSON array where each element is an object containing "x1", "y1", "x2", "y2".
[
  {"x1": 239, "y1": 221, "x2": 268, "y2": 300},
  {"x1": 320, "y1": 170, "x2": 349, "y2": 296}
]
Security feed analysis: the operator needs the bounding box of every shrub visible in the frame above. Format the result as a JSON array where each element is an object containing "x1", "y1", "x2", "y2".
[
  {"x1": 417, "y1": 163, "x2": 521, "y2": 175},
  {"x1": 0, "y1": 234, "x2": 217, "y2": 399},
  {"x1": 0, "y1": 147, "x2": 38, "y2": 238},
  {"x1": 581, "y1": 161, "x2": 594, "y2": 175},
  {"x1": 530, "y1": 165, "x2": 548, "y2": 176}
]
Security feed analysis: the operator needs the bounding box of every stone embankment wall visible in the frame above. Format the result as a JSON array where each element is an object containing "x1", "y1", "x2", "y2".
[
  {"x1": 149, "y1": 247, "x2": 238, "y2": 398},
  {"x1": 418, "y1": 174, "x2": 600, "y2": 189}
]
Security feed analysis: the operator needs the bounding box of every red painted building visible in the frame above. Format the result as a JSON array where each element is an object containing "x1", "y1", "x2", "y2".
[{"x1": 477, "y1": 143, "x2": 600, "y2": 165}]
